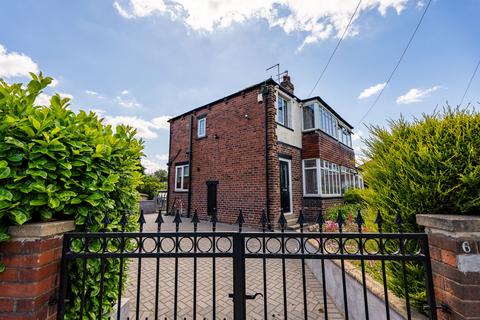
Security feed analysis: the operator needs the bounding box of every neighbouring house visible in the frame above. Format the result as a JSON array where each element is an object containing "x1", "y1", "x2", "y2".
[{"x1": 167, "y1": 74, "x2": 363, "y2": 228}]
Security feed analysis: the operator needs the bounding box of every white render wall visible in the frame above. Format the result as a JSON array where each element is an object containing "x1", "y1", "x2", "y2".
[{"x1": 275, "y1": 88, "x2": 303, "y2": 148}]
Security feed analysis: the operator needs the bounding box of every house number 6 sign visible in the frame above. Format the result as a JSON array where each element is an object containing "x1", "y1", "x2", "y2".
[{"x1": 462, "y1": 241, "x2": 472, "y2": 254}]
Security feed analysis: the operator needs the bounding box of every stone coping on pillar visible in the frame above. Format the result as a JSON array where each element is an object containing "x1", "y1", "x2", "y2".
[
  {"x1": 416, "y1": 214, "x2": 480, "y2": 234},
  {"x1": 7, "y1": 220, "x2": 75, "y2": 239}
]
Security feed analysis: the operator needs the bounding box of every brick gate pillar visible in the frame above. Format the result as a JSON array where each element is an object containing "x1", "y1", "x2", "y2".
[
  {"x1": 0, "y1": 221, "x2": 75, "y2": 320},
  {"x1": 417, "y1": 214, "x2": 480, "y2": 320}
]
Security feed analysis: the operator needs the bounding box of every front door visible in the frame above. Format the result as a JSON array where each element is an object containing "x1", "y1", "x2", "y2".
[
  {"x1": 207, "y1": 181, "x2": 218, "y2": 215},
  {"x1": 279, "y1": 159, "x2": 292, "y2": 214}
]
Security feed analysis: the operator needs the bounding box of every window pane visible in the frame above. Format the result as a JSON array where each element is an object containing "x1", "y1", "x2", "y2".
[
  {"x1": 304, "y1": 159, "x2": 316, "y2": 168},
  {"x1": 277, "y1": 98, "x2": 284, "y2": 124},
  {"x1": 198, "y1": 118, "x2": 206, "y2": 137},
  {"x1": 182, "y1": 165, "x2": 189, "y2": 190},
  {"x1": 284, "y1": 100, "x2": 290, "y2": 127},
  {"x1": 303, "y1": 105, "x2": 315, "y2": 130},
  {"x1": 176, "y1": 167, "x2": 182, "y2": 189},
  {"x1": 305, "y1": 168, "x2": 318, "y2": 194}
]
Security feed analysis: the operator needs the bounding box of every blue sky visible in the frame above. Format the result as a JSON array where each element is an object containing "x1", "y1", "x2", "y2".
[{"x1": 1, "y1": 0, "x2": 479, "y2": 172}]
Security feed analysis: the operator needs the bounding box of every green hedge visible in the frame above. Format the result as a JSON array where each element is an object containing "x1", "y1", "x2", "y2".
[
  {"x1": 0, "y1": 73, "x2": 143, "y2": 318},
  {"x1": 360, "y1": 107, "x2": 480, "y2": 312}
]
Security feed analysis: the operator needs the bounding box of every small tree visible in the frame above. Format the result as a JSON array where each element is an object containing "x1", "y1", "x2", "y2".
[{"x1": 0, "y1": 73, "x2": 143, "y2": 318}]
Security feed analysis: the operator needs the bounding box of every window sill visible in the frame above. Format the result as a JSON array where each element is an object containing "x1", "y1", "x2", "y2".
[
  {"x1": 196, "y1": 135, "x2": 207, "y2": 140},
  {"x1": 276, "y1": 122, "x2": 294, "y2": 131},
  {"x1": 303, "y1": 194, "x2": 343, "y2": 198},
  {"x1": 174, "y1": 190, "x2": 189, "y2": 193}
]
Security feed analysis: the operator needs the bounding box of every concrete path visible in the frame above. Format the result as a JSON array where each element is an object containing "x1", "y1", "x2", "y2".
[{"x1": 124, "y1": 214, "x2": 343, "y2": 319}]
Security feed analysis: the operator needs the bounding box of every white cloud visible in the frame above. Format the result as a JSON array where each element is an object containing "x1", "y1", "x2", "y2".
[
  {"x1": 35, "y1": 93, "x2": 51, "y2": 106},
  {"x1": 113, "y1": 0, "x2": 407, "y2": 49},
  {"x1": 50, "y1": 78, "x2": 59, "y2": 87},
  {"x1": 0, "y1": 44, "x2": 39, "y2": 78},
  {"x1": 116, "y1": 95, "x2": 141, "y2": 108},
  {"x1": 396, "y1": 86, "x2": 441, "y2": 104},
  {"x1": 58, "y1": 92, "x2": 74, "y2": 100},
  {"x1": 141, "y1": 157, "x2": 166, "y2": 173},
  {"x1": 352, "y1": 130, "x2": 363, "y2": 142},
  {"x1": 155, "y1": 153, "x2": 169, "y2": 161},
  {"x1": 121, "y1": 90, "x2": 129, "y2": 95},
  {"x1": 86, "y1": 90, "x2": 98, "y2": 96},
  {"x1": 114, "y1": 1, "x2": 135, "y2": 18},
  {"x1": 151, "y1": 115, "x2": 171, "y2": 129},
  {"x1": 358, "y1": 82, "x2": 386, "y2": 99},
  {"x1": 104, "y1": 114, "x2": 172, "y2": 139}
]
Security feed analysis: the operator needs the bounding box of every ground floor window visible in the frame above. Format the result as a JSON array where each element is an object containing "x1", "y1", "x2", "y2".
[
  {"x1": 303, "y1": 159, "x2": 363, "y2": 197},
  {"x1": 175, "y1": 164, "x2": 189, "y2": 191}
]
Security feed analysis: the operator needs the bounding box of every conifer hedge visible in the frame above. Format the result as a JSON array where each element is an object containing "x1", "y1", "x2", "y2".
[
  {"x1": 0, "y1": 73, "x2": 143, "y2": 318},
  {"x1": 361, "y1": 107, "x2": 480, "y2": 311}
]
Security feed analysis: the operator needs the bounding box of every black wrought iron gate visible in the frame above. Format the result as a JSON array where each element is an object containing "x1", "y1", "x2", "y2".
[{"x1": 57, "y1": 209, "x2": 437, "y2": 320}]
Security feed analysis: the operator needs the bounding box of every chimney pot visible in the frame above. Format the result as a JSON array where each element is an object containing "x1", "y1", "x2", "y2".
[{"x1": 280, "y1": 73, "x2": 294, "y2": 95}]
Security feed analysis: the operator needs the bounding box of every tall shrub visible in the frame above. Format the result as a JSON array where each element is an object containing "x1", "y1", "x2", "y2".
[
  {"x1": 0, "y1": 73, "x2": 144, "y2": 318},
  {"x1": 361, "y1": 107, "x2": 480, "y2": 311}
]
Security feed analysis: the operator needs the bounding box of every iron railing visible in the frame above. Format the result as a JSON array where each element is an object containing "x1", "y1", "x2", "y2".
[{"x1": 57, "y1": 209, "x2": 437, "y2": 320}]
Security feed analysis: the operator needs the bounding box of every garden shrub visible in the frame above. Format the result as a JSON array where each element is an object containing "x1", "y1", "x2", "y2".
[
  {"x1": 138, "y1": 174, "x2": 167, "y2": 199},
  {"x1": 0, "y1": 73, "x2": 144, "y2": 319},
  {"x1": 361, "y1": 107, "x2": 480, "y2": 312}
]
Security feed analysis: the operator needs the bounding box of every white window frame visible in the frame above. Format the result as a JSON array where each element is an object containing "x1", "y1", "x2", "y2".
[
  {"x1": 303, "y1": 159, "x2": 320, "y2": 196},
  {"x1": 277, "y1": 95, "x2": 291, "y2": 128},
  {"x1": 197, "y1": 117, "x2": 206, "y2": 138},
  {"x1": 174, "y1": 164, "x2": 189, "y2": 192},
  {"x1": 302, "y1": 104, "x2": 316, "y2": 131}
]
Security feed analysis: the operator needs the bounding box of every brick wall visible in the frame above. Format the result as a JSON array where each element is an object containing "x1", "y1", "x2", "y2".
[
  {"x1": 168, "y1": 85, "x2": 270, "y2": 226},
  {"x1": 417, "y1": 215, "x2": 480, "y2": 320},
  {"x1": 302, "y1": 130, "x2": 355, "y2": 167},
  {"x1": 302, "y1": 197, "x2": 344, "y2": 222},
  {"x1": 0, "y1": 221, "x2": 74, "y2": 320}
]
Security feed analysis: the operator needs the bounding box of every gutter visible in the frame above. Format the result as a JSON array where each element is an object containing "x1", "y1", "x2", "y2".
[{"x1": 166, "y1": 121, "x2": 172, "y2": 215}]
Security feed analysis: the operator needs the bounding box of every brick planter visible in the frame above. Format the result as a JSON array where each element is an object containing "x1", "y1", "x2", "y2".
[
  {"x1": 417, "y1": 214, "x2": 480, "y2": 320},
  {"x1": 0, "y1": 220, "x2": 74, "y2": 320}
]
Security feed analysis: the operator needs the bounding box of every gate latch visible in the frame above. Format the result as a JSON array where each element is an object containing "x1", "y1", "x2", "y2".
[{"x1": 228, "y1": 293, "x2": 263, "y2": 300}]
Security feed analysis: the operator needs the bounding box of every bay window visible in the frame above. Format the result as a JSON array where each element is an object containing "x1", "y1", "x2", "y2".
[
  {"x1": 175, "y1": 164, "x2": 189, "y2": 191},
  {"x1": 303, "y1": 159, "x2": 363, "y2": 197}
]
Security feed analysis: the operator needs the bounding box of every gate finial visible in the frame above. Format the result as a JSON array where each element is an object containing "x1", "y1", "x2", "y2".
[
  {"x1": 297, "y1": 209, "x2": 306, "y2": 229},
  {"x1": 191, "y1": 209, "x2": 200, "y2": 226},
  {"x1": 395, "y1": 210, "x2": 403, "y2": 232},
  {"x1": 138, "y1": 209, "x2": 146, "y2": 225},
  {"x1": 260, "y1": 209, "x2": 268, "y2": 231},
  {"x1": 375, "y1": 210, "x2": 383, "y2": 231},
  {"x1": 155, "y1": 212, "x2": 164, "y2": 226},
  {"x1": 120, "y1": 210, "x2": 128, "y2": 231},
  {"x1": 316, "y1": 211, "x2": 325, "y2": 229},
  {"x1": 235, "y1": 210, "x2": 245, "y2": 231},
  {"x1": 336, "y1": 212, "x2": 344, "y2": 232},
  {"x1": 173, "y1": 209, "x2": 182, "y2": 225},
  {"x1": 210, "y1": 208, "x2": 218, "y2": 226},
  {"x1": 103, "y1": 212, "x2": 110, "y2": 230},
  {"x1": 278, "y1": 209, "x2": 287, "y2": 229},
  {"x1": 85, "y1": 213, "x2": 93, "y2": 231},
  {"x1": 355, "y1": 209, "x2": 364, "y2": 231}
]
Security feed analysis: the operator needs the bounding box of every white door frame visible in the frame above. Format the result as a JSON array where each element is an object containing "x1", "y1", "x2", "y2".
[{"x1": 279, "y1": 158, "x2": 293, "y2": 215}]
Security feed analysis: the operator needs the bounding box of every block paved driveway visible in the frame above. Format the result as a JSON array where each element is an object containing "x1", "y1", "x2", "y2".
[{"x1": 124, "y1": 214, "x2": 343, "y2": 319}]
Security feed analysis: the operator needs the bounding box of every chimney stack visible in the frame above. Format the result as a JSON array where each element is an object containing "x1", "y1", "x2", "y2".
[{"x1": 280, "y1": 73, "x2": 294, "y2": 95}]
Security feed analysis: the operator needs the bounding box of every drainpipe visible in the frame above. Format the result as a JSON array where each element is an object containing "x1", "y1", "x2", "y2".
[
  {"x1": 187, "y1": 115, "x2": 194, "y2": 218},
  {"x1": 166, "y1": 121, "x2": 173, "y2": 215},
  {"x1": 262, "y1": 84, "x2": 271, "y2": 229}
]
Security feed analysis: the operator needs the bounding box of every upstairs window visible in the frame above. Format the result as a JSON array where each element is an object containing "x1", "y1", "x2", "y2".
[
  {"x1": 320, "y1": 108, "x2": 337, "y2": 138},
  {"x1": 338, "y1": 126, "x2": 352, "y2": 148},
  {"x1": 175, "y1": 164, "x2": 189, "y2": 191},
  {"x1": 277, "y1": 95, "x2": 291, "y2": 128},
  {"x1": 197, "y1": 117, "x2": 206, "y2": 138},
  {"x1": 302, "y1": 104, "x2": 315, "y2": 130}
]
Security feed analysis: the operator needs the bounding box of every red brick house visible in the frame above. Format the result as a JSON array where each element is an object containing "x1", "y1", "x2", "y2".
[{"x1": 167, "y1": 75, "x2": 363, "y2": 227}]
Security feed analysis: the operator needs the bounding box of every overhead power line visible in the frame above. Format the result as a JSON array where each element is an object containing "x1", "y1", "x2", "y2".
[
  {"x1": 308, "y1": 0, "x2": 362, "y2": 97},
  {"x1": 460, "y1": 57, "x2": 480, "y2": 105},
  {"x1": 356, "y1": 0, "x2": 432, "y2": 127}
]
